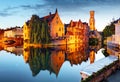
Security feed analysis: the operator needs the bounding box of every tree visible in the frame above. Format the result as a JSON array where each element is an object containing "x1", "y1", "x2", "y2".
[
  {"x1": 103, "y1": 22, "x2": 115, "y2": 38},
  {"x1": 28, "y1": 15, "x2": 51, "y2": 44}
]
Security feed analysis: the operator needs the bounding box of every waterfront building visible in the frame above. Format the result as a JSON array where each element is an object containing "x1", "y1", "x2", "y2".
[
  {"x1": 23, "y1": 9, "x2": 64, "y2": 44},
  {"x1": 107, "y1": 19, "x2": 120, "y2": 47},
  {"x1": 23, "y1": 21, "x2": 30, "y2": 43},
  {"x1": 66, "y1": 20, "x2": 89, "y2": 44},
  {"x1": 4, "y1": 27, "x2": 23, "y2": 38},
  {"x1": 114, "y1": 20, "x2": 120, "y2": 44},
  {"x1": 40, "y1": 9, "x2": 64, "y2": 39}
]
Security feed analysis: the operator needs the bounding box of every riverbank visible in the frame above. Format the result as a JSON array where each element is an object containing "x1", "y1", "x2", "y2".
[{"x1": 81, "y1": 57, "x2": 120, "y2": 82}]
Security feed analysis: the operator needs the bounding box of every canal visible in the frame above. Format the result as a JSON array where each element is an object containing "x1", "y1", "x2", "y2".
[{"x1": 0, "y1": 43, "x2": 106, "y2": 82}]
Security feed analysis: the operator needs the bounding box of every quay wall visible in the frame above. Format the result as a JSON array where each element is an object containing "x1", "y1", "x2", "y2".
[{"x1": 82, "y1": 59, "x2": 120, "y2": 82}]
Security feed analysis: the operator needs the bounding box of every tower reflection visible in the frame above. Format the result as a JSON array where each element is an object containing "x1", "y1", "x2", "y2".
[
  {"x1": 0, "y1": 42, "x2": 102, "y2": 77},
  {"x1": 23, "y1": 43, "x2": 89, "y2": 77}
]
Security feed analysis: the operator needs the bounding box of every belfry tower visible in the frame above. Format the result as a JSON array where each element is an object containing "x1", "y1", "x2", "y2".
[{"x1": 89, "y1": 11, "x2": 95, "y2": 31}]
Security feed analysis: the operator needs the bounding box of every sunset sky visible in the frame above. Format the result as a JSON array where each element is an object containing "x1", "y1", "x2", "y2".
[{"x1": 0, "y1": 0, "x2": 120, "y2": 31}]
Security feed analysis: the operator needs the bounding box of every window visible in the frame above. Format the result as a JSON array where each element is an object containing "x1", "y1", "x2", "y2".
[
  {"x1": 56, "y1": 33, "x2": 58, "y2": 37},
  {"x1": 59, "y1": 28, "x2": 61, "y2": 31},
  {"x1": 56, "y1": 20, "x2": 58, "y2": 24}
]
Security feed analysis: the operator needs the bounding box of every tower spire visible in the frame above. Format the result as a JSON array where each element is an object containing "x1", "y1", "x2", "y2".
[{"x1": 55, "y1": 8, "x2": 58, "y2": 13}]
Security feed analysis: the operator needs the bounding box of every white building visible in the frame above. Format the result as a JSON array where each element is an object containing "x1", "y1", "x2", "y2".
[
  {"x1": 4, "y1": 27, "x2": 23, "y2": 38},
  {"x1": 114, "y1": 20, "x2": 120, "y2": 44}
]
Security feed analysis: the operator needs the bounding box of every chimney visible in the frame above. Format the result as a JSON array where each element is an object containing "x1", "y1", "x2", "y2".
[
  {"x1": 49, "y1": 12, "x2": 51, "y2": 15},
  {"x1": 70, "y1": 20, "x2": 73, "y2": 26}
]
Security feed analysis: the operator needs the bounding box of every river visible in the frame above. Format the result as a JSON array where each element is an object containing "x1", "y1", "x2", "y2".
[{"x1": 0, "y1": 43, "x2": 105, "y2": 82}]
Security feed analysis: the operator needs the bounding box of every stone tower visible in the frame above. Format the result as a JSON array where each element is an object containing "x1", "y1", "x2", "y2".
[{"x1": 89, "y1": 11, "x2": 95, "y2": 31}]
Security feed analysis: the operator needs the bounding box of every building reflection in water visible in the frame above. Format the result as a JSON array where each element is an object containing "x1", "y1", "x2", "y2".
[
  {"x1": 89, "y1": 50, "x2": 95, "y2": 64},
  {"x1": 0, "y1": 43, "x2": 102, "y2": 77},
  {"x1": 0, "y1": 43, "x2": 23, "y2": 55},
  {"x1": 66, "y1": 44, "x2": 88, "y2": 66},
  {"x1": 23, "y1": 43, "x2": 89, "y2": 77}
]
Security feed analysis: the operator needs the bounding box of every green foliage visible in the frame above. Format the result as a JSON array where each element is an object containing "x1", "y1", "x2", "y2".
[
  {"x1": 29, "y1": 47, "x2": 51, "y2": 76},
  {"x1": 103, "y1": 23, "x2": 115, "y2": 38},
  {"x1": 89, "y1": 38, "x2": 98, "y2": 45},
  {"x1": 29, "y1": 15, "x2": 51, "y2": 44},
  {"x1": 102, "y1": 49, "x2": 109, "y2": 57}
]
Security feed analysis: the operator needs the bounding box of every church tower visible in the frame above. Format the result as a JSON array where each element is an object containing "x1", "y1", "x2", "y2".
[{"x1": 89, "y1": 11, "x2": 95, "y2": 31}]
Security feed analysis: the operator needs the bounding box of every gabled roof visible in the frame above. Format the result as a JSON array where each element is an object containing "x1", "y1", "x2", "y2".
[
  {"x1": 66, "y1": 31, "x2": 74, "y2": 35},
  {"x1": 40, "y1": 9, "x2": 58, "y2": 23},
  {"x1": 67, "y1": 20, "x2": 83, "y2": 27},
  {"x1": 40, "y1": 13, "x2": 56, "y2": 23}
]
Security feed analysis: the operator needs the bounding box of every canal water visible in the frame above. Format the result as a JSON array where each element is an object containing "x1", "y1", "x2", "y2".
[{"x1": 0, "y1": 44, "x2": 105, "y2": 82}]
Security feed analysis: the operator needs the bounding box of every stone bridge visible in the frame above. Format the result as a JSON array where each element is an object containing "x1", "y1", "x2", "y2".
[{"x1": 3, "y1": 37, "x2": 23, "y2": 46}]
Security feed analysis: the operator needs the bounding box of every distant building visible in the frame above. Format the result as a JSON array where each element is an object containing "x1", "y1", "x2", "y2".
[
  {"x1": 4, "y1": 27, "x2": 23, "y2": 38},
  {"x1": 89, "y1": 11, "x2": 95, "y2": 31},
  {"x1": 66, "y1": 20, "x2": 89, "y2": 44},
  {"x1": 107, "y1": 19, "x2": 120, "y2": 46},
  {"x1": 40, "y1": 9, "x2": 64, "y2": 39},
  {"x1": 114, "y1": 20, "x2": 120, "y2": 43},
  {"x1": 89, "y1": 10, "x2": 102, "y2": 44}
]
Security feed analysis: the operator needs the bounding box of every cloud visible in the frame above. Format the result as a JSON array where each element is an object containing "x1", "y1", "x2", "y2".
[
  {"x1": 0, "y1": 12, "x2": 12, "y2": 17},
  {"x1": 20, "y1": 4, "x2": 47, "y2": 10},
  {"x1": 0, "y1": 6, "x2": 20, "y2": 17},
  {"x1": 44, "y1": 0, "x2": 120, "y2": 9},
  {"x1": 0, "y1": 0, "x2": 119, "y2": 17},
  {"x1": 0, "y1": 3, "x2": 49, "y2": 17}
]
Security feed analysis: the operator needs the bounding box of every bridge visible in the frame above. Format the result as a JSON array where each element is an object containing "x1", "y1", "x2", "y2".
[{"x1": 2, "y1": 37, "x2": 23, "y2": 46}]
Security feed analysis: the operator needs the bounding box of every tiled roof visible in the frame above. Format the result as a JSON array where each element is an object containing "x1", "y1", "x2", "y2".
[
  {"x1": 66, "y1": 31, "x2": 74, "y2": 35},
  {"x1": 40, "y1": 14, "x2": 55, "y2": 23}
]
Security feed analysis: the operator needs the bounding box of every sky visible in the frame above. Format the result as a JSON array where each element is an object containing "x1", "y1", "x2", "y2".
[{"x1": 0, "y1": 0, "x2": 120, "y2": 31}]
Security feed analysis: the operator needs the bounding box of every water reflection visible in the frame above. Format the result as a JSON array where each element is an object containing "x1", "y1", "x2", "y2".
[
  {"x1": 89, "y1": 50, "x2": 95, "y2": 64},
  {"x1": 0, "y1": 43, "x2": 103, "y2": 82},
  {"x1": 0, "y1": 43, "x2": 23, "y2": 55},
  {"x1": 23, "y1": 43, "x2": 89, "y2": 77},
  {"x1": 66, "y1": 44, "x2": 88, "y2": 66}
]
